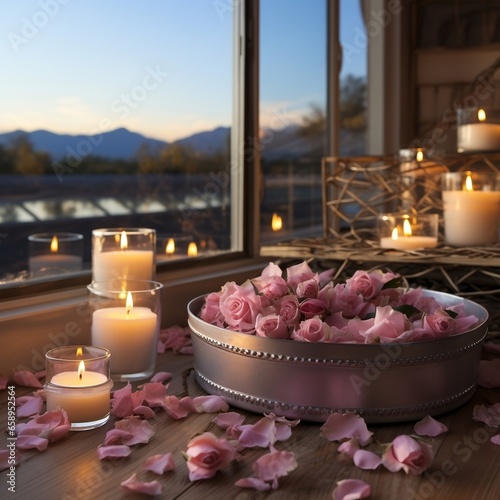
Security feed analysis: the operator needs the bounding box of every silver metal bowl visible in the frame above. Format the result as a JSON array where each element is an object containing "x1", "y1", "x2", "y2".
[{"x1": 187, "y1": 291, "x2": 488, "y2": 423}]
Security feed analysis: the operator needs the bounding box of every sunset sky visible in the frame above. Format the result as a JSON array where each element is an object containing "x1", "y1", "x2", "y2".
[{"x1": 0, "y1": 1, "x2": 365, "y2": 142}]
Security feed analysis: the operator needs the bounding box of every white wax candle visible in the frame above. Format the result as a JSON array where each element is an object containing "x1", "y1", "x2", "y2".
[
  {"x1": 443, "y1": 191, "x2": 500, "y2": 246},
  {"x1": 92, "y1": 250, "x2": 154, "y2": 283},
  {"x1": 29, "y1": 254, "x2": 82, "y2": 275},
  {"x1": 458, "y1": 123, "x2": 500, "y2": 152},
  {"x1": 46, "y1": 371, "x2": 110, "y2": 424},
  {"x1": 380, "y1": 236, "x2": 438, "y2": 251},
  {"x1": 91, "y1": 307, "x2": 158, "y2": 375}
]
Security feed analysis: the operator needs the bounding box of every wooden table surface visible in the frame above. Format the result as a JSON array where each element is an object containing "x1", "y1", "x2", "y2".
[{"x1": 2, "y1": 348, "x2": 500, "y2": 500}]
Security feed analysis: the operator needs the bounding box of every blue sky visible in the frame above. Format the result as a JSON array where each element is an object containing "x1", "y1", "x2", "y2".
[{"x1": 0, "y1": 1, "x2": 365, "y2": 142}]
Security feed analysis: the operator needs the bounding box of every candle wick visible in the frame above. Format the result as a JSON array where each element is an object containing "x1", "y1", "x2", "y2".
[{"x1": 79, "y1": 373, "x2": 82, "y2": 380}]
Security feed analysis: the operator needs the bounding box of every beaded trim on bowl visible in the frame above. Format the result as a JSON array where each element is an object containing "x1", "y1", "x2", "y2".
[
  {"x1": 195, "y1": 370, "x2": 476, "y2": 420},
  {"x1": 189, "y1": 323, "x2": 487, "y2": 367}
]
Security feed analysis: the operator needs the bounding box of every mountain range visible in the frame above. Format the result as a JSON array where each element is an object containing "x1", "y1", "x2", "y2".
[{"x1": 0, "y1": 124, "x2": 363, "y2": 161}]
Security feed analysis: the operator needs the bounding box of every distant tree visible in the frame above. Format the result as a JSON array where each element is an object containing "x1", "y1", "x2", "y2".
[
  {"x1": 340, "y1": 74, "x2": 367, "y2": 131},
  {"x1": 8, "y1": 135, "x2": 50, "y2": 175}
]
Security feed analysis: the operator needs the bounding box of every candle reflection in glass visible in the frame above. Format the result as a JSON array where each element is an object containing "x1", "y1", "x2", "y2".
[{"x1": 271, "y1": 212, "x2": 283, "y2": 232}]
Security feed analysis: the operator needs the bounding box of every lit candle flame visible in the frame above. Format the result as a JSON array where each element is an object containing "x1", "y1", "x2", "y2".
[
  {"x1": 126, "y1": 291, "x2": 133, "y2": 316},
  {"x1": 478, "y1": 109, "x2": 486, "y2": 122},
  {"x1": 465, "y1": 174, "x2": 473, "y2": 192},
  {"x1": 187, "y1": 242, "x2": 198, "y2": 257},
  {"x1": 271, "y1": 212, "x2": 283, "y2": 231},
  {"x1": 120, "y1": 231, "x2": 128, "y2": 250},
  {"x1": 50, "y1": 235, "x2": 58, "y2": 253},
  {"x1": 78, "y1": 360, "x2": 85, "y2": 380},
  {"x1": 391, "y1": 227, "x2": 399, "y2": 240},
  {"x1": 165, "y1": 238, "x2": 175, "y2": 255},
  {"x1": 415, "y1": 150, "x2": 424, "y2": 162},
  {"x1": 76, "y1": 347, "x2": 83, "y2": 357},
  {"x1": 403, "y1": 218, "x2": 412, "y2": 237}
]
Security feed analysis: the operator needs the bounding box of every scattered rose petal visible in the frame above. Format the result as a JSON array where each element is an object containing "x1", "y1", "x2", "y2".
[
  {"x1": 110, "y1": 384, "x2": 136, "y2": 418},
  {"x1": 114, "y1": 418, "x2": 154, "y2": 446},
  {"x1": 158, "y1": 325, "x2": 192, "y2": 354},
  {"x1": 478, "y1": 359, "x2": 500, "y2": 388},
  {"x1": 133, "y1": 405, "x2": 156, "y2": 420},
  {"x1": 103, "y1": 429, "x2": 134, "y2": 446},
  {"x1": 491, "y1": 434, "x2": 500, "y2": 446},
  {"x1": 0, "y1": 375, "x2": 8, "y2": 390},
  {"x1": 414, "y1": 415, "x2": 449, "y2": 437},
  {"x1": 15, "y1": 435, "x2": 48, "y2": 451},
  {"x1": 253, "y1": 449, "x2": 297, "y2": 485},
  {"x1": 238, "y1": 417, "x2": 276, "y2": 448},
  {"x1": 150, "y1": 372, "x2": 172, "y2": 384},
  {"x1": 142, "y1": 382, "x2": 168, "y2": 407},
  {"x1": 162, "y1": 395, "x2": 190, "y2": 419},
  {"x1": 472, "y1": 403, "x2": 500, "y2": 427},
  {"x1": 338, "y1": 438, "x2": 360, "y2": 459},
  {"x1": 332, "y1": 479, "x2": 371, "y2": 500},
  {"x1": 16, "y1": 408, "x2": 70, "y2": 445},
  {"x1": 16, "y1": 395, "x2": 44, "y2": 418},
  {"x1": 180, "y1": 395, "x2": 229, "y2": 414},
  {"x1": 12, "y1": 370, "x2": 43, "y2": 388},
  {"x1": 235, "y1": 477, "x2": 272, "y2": 491},
  {"x1": 212, "y1": 412, "x2": 246, "y2": 429},
  {"x1": 97, "y1": 445, "x2": 131, "y2": 460},
  {"x1": 353, "y1": 449, "x2": 382, "y2": 470},
  {"x1": 321, "y1": 413, "x2": 373, "y2": 446},
  {"x1": 143, "y1": 453, "x2": 176, "y2": 474},
  {"x1": 121, "y1": 473, "x2": 163, "y2": 496}
]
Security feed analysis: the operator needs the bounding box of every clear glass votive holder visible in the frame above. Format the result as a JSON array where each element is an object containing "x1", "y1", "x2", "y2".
[
  {"x1": 91, "y1": 228, "x2": 156, "y2": 286},
  {"x1": 87, "y1": 280, "x2": 163, "y2": 382},
  {"x1": 457, "y1": 107, "x2": 500, "y2": 153},
  {"x1": 44, "y1": 346, "x2": 112, "y2": 431},
  {"x1": 378, "y1": 213, "x2": 439, "y2": 251},
  {"x1": 442, "y1": 171, "x2": 500, "y2": 247},
  {"x1": 28, "y1": 232, "x2": 83, "y2": 278}
]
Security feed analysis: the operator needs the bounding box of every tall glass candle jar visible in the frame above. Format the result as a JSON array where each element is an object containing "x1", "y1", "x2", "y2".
[
  {"x1": 28, "y1": 232, "x2": 83, "y2": 278},
  {"x1": 87, "y1": 280, "x2": 163, "y2": 381},
  {"x1": 442, "y1": 171, "x2": 500, "y2": 246},
  {"x1": 91, "y1": 228, "x2": 156, "y2": 286},
  {"x1": 44, "y1": 346, "x2": 112, "y2": 431}
]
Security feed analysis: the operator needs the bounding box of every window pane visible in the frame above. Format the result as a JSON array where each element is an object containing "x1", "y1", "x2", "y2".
[
  {"x1": 259, "y1": 0, "x2": 327, "y2": 243},
  {"x1": 0, "y1": 1, "x2": 237, "y2": 285}
]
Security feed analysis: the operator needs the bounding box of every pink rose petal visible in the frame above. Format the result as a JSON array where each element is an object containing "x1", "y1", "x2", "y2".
[
  {"x1": 114, "y1": 418, "x2": 154, "y2": 446},
  {"x1": 0, "y1": 375, "x2": 8, "y2": 390},
  {"x1": 142, "y1": 382, "x2": 168, "y2": 407},
  {"x1": 143, "y1": 453, "x2": 175, "y2": 474},
  {"x1": 253, "y1": 449, "x2": 298, "y2": 483},
  {"x1": 212, "y1": 412, "x2": 246, "y2": 429},
  {"x1": 110, "y1": 384, "x2": 135, "y2": 418},
  {"x1": 12, "y1": 370, "x2": 43, "y2": 388},
  {"x1": 490, "y1": 434, "x2": 500, "y2": 446},
  {"x1": 338, "y1": 438, "x2": 360, "y2": 458},
  {"x1": 15, "y1": 435, "x2": 48, "y2": 451},
  {"x1": 150, "y1": 372, "x2": 172, "y2": 384},
  {"x1": 121, "y1": 473, "x2": 163, "y2": 496},
  {"x1": 353, "y1": 449, "x2": 382, "y2": 470},
  {"x1": 133, "y1": 405, "x2": 156, "y2": 420},
  {"x1": 235, "y1": 477, "x2": 272, "y2": 491},
  {"x1": 16, "y1": 395, "x2": 44, "y2": 418},
  {"x1": 472, "y1": 403, "x2": 500, "y2": 427},
  {"x1": 103, "y1": 429, "x2": 134, "y2": 446},
  {"x1": 97, "y1": 445, "x2": 131, "y2": 460},
  {"x1": 180, "y1": 395, "x2": 229, "y2": 414},
  {"x1": 238, "y1": 417, "x2": 276, "y2": 448},
  {"x1": 414, "y1": 415, "x2": 449, "y2": 437},
  {"x1": 332, "y1": 479, "x2": 371, "y2": 500},
  {"x1": 162, "y1": 395, "x2": 190, "y2": 419},
  {"x1": 321, "y1": 413, "x2": 373, "y2": 446},
  {"x1": 16, "y1": 408, "x2": 70, "y2": 444}
]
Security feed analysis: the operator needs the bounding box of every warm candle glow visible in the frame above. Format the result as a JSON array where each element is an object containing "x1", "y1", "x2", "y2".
[
  {"x1": 391, "y1": 227, "x2": 399, "y2": 240},
  {"x1": 120, "y1": 231, "x2": 128, "y2": 250},
  {"x1": 187, "y1": 242, "x2": 198, "y2": 257},
  {"x1": 50, "y1": 235, "x2": 58, "y2": 253},
  {"x1": 76, "y1": 347, "x2": 83, "y2": 357},
  {"x1": 165, "y1": 238, "x2": 175, "y2": 255},
  {"x1": 478, "y1": 109, "x2": 486, "y2": 122},
  {"x1": 271, "y1": 212, "x2": 283, "y2": 231},
  {"x1": 416, "y1": 150, "x2": 424, "y2": 162},
  {"x1": 403, "y1": 218, "x2": 412, "y2": 236},
  {"x1": 465, "y1": 174, "x2": 473, "y2": 192},
  {"x1": 78, "y1": 360, "x2": 85, "y2": 380},
  {"x1": 126, "y1": 292, "x2": 133, "y2": 316}
]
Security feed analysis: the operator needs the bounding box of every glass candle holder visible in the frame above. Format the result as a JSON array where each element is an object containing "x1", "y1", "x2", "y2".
[
  {"x1": 87, "y1": 280, "x2": 163, "y2": 382},
  {"x1": 378, "y1": 213, "x2": 439, "y2": 250},
  {"x1": 457, "y1": 107, "x2": 500, "y2": 153},
  {"x1": 91, "y1": 228, "x2": 156, "y2": 285},
  {"x1": 28, "y1": 232, "x2": 83, "y2": 278},
  {"x1": 44, "y1": 346, "x2": 112, "y2": 431},
  {"x1": 442, "y1": 171, "x2": 500, "y2": 246}
]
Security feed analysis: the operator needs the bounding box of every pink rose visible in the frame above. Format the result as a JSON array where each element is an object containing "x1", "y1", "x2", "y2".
[
  {"x1": 299, "y1": 298, "x2": 327, "y2": 319},
  {"x1": 345, "y1": 270, "x2": 395, "y2": 300},
  {"x1": 295, "y1": 278, "x2": 319, "y2": 299},
  {"x1": 199, "y1": 292, "x2": 224, "y2": 326},
  {"x1": 285, "y1": 261, "x2": 317, "y2": 292},
  {"x1": 359, "y1": 306, "x2": 411, "y2": 343},
  {"x1": 252, "y1": 274, "x2": 289, "y2": 301},
  {"x1": 255, "y1": 313, "x2": 290, "y2": 339},
  {"x1": 382, "y1": 434, "x2": 433, "y2": 475},
  {"x1": 421, "y1": 309, "x2": 456, "y2": 338},
  {"x1": 291, "y1": 317, "x2": 330, "y2": 342},
  {"x1": 219, "y1": 281, "x2": 262, "y2": 333},
  {"x1": 185, "y1": 432, "x2": 237, "y2": 481},
  {"x1": 319, "y1": 283, "x2": 372, "y2": 319},
  {"x1": 276, "y1": 295, "x2": 301, "y2": 326}
]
